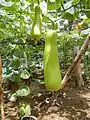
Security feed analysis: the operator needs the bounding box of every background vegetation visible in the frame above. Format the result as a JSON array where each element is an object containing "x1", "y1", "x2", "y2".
[{"x1": 0, "y1": 0, "x2": 90, "y2": 118}]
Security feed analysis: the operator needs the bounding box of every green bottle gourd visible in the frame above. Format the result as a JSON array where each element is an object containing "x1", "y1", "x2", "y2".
[
  {"x1": 31, "y1": 5, "x2": 42, "y2": 40},
  {"x1": 44, "y1": 30, "x2": 62, "y2": 91}
]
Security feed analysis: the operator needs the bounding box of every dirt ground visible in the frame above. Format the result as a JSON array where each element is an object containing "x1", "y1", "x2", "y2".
[{"x1": 1, "y1": 80, "x2": 90, "y2": 120}]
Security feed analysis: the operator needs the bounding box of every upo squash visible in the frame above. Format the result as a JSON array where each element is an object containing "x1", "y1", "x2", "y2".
[
  {"x1": 31, "y1": 5, "x2": 42, "y2": 41},
  {"x1": 44, "y1": 30, "x2": 62, "y2": 91}
]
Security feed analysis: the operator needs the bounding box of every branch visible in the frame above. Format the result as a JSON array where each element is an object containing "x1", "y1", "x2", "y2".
[
  {"x1": 61, "y1": 34, "x2": 90, "y2": 89},
  {"x1": 0, "y1": 56, "x2": 5, "y2": 120}
]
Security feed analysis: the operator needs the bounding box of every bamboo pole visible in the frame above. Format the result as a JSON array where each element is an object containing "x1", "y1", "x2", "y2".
[
  {"x1": 61, "y1": 34, "x2": 90, "y2": 88},
  {"x1": 0, "y1": 56, "x2": 5, "y2": 120}
]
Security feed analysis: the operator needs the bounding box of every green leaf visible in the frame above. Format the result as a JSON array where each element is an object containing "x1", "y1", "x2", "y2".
[
  {"x1": 16, "y1": 85, "x2": 30, "y2": 96},
  {"x1": 34, "y1": 0, "x2": 43, "y2": 4},
  {"x1": 11, "y1": 56, "x2": 20, "y2": 68},
  {"x1": 47, "y1": 0, "x2": 62, "y2": 10},
  {"x1": 19, "y1": 102, "x2": 31, "y2": 116},
  {"x1": 20, "y1": 69, "x2": 30, "y2": 79},
  {"x1": 42, "y1": 15, "x2": 50, "y2": 22},
  {"x1": 85, "y1": 0, "x2": 90, "y2": 8},
  {"x1": 8, "y1": 92, "x2": 17, "y2": 102},
  {"x1": 12, "y1": 74, "x2": 20, "y2": 82},
  {"x1": 6, "y1": 0, "x2": 19, "y2": 2},
  {"x1": 83, "y1": 18, "x2": 90, "y2": 24},
  {"x1": 84, "y1": 0, "x2": 90, "y2": 18},
  {"x1": 85, "y1": 10, "x2": 90, "y2": 18},
  {"x1": 73, "y1": 0, "x2": 80, "y2": 5},
  {"x1": 26, "y1": 0, "x2": 32, "y2": 2},
  {"x1": 25, "y1": 104, "x2": 31, "y2": 115},
  {"x1": 3, "y1": 2, "x2": 18, "y2": 13},
  {"x1": 62, "y1": 12, "x2": 75, "y2": 20},
  {"x1": 14, "y1": 46, "x2": 24, "y2": 58}
]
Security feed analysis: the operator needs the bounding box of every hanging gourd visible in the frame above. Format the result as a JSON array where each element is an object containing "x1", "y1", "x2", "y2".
[
  {"x1": 31, "y1": 5, "x2": 42, "y2": 41},
  {"x1": 44, "y1": 30, "x2": 62, "y2": 91}
]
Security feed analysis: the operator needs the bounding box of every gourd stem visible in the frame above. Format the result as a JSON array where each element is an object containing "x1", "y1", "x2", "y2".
[
  {"x1": 52, "y1": 91, "x2": 58, "y2": 106},
  {"x1": 46, "y1": 0, "x2": 56, "y2": 30},
  {"x1": 37, "y1": 0, "x2": 40, "y2": 5},
  {"x1": 42, "y1": 14, "x2": 56, "y2": 30},
  {"x1": 52, "y1": 91, "x2": 55, "y2": 99},
  {"x1": 46, "y1": 16, "x2": 55, "y2": 30}
]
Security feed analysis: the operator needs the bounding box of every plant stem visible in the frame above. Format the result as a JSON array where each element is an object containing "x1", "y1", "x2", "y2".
[{"x1": 37, "y1": 0, "x2": 40, "y2": 5}]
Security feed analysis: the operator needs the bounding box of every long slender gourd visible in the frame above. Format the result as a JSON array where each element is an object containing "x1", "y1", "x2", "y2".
[
  {"x1": 44, "y1": 30, "x2": 62, "y2": 91},
  {"x1": 31, "y1": 5, "x2": 42, "y2": 41}
]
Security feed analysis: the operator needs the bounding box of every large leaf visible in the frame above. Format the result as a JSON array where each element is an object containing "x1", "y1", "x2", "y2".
[
  {"x1": 16, "y1": 85, "x2": 30, "y2": 96},
  {"x1": 84, "y1": 0, "x2": 90, "y2": 18},
  {"x1": 20, "y1": 69, "x2": 30, "y2": 79},
  {"x1": 2, "y1": 2, "x2": 18, "y2": 13},
  {"x1": 19, "y1": 102, "x2": 31, "y2": 116},
  {"x1": 14, "y1": 46, "x2": 24, "y2": 58},
  {"x1": 73, "y1": 0, "x2": 80, "y2": 5},
  {"x1": 11, "y1": 56, "x2": 20, "y2": 68},
  {"x1": 26, "y1": 0, "x2": 32, "y2": 2},
  {"x1": 34, "y1": 0, "x2": 43, "y2": 4},
  {"x1": 47, "y1": 0, "x2": 62, "y2": 10},
  {"x1": 62, "y1": 12, "x2": 75, "y2": 20},
  {"x1": 85, "y1": 11, "x2": 90, "y2": 18},
  {"x1": 12, "y1": 74, "x2": 20, "y2": 82}
]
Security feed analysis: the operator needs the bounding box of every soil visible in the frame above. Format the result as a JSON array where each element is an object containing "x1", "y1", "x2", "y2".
[{"x1": 0, "y1": 80, "x2": 90, "y2": 120}]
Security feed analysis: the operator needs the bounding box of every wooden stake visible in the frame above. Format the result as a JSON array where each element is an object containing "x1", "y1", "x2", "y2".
[
  {"x1": 0, "y1": 56, "x2": 5, "y2": 120},
  {"x1": 61, "y1": 34, "x2": 90, "y2": 89}
]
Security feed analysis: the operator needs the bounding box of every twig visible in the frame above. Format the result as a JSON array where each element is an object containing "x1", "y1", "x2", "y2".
[
  {"x1": 61, "y1": 34, "x2": 90, "y2": 89},
  {"x1": 0, "y1": 56, "x2": 5, "y2": 120}
]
